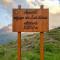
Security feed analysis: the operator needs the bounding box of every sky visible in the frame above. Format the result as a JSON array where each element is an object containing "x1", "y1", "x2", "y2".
[{"x1": 0, "y1": 0, "x2": 60, "y2": 29}]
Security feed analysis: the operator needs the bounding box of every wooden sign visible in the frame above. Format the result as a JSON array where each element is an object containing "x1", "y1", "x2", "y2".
[
  {"x1": 12, "y1": 5, "x2": 49, "y2": 60},
  {"x1": 12, "y1": 6, "x2": 49, "y2": 32}
]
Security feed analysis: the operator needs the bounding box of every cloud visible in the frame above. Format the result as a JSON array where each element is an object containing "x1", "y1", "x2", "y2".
[
  {"x1": 0, "y1": 8, "x2": 12, "y2": 28},
  {"x1": 26, "y1": 0, "x2": 60, "y2": 14},
  {"x1": 3, "y1": 0, "x2": 12, "y2": 5},
  {"x1": 26, "y1": 0, "x2": 39, "y2": 8},
  {"x1": 3, "y1": 0, "x2": 17, "y2": 8},
  {"x1": 49, "y1": 13, "x2": 60, "y2": 29},
  {"x1": 0, "y1": 23, "x2": 5, "y2": 29},
  {"x1": 43, "y1": 0, "x2": 60, "y2": 14}
]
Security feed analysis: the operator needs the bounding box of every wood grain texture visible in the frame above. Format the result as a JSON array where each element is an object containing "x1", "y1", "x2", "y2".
[
  {"x1": 18, "y1": 32, "x2": 21, "y2": 60},
  {"x1": 40, "y1": 32, "x2": 44, "y2": 60},
  {"x1": 12, "y1": 9, "x2": 49, "y2": 32}
]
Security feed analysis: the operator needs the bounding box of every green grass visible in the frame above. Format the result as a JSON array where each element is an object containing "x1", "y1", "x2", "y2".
[
  {"x1": 0, "y1": 27, "x2": 60, "y2": 60},
  {"x1": 0, "y1": 41, "x2": 17, "y2": 60}
]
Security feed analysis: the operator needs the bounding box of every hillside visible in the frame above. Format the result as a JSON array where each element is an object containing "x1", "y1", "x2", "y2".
[{"x1": 0, "y1": 27, "x2": 60, "y2": 60}]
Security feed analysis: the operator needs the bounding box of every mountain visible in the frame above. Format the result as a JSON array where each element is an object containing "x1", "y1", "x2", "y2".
[
  {"x1": 0, "y1": 24, "x2": 12, "y2": 32},
  {"x1": 4, "y1": 24, "x2": 12, "y2": 32},
  {"x1": 0, "y1": 24, "x2": 17, "y2": 44}
]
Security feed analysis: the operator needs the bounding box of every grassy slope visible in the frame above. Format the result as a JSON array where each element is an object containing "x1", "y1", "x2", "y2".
[
  {"x1": 0, "y1": 27, "x2": 60, "y2": 60},
  {"x1": 0, "y1": 41, "x2": 17, "y2": 60}
]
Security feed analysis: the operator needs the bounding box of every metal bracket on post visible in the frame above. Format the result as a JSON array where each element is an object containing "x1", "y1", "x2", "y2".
[
  {"x1": 18, "y1": 5, "x2": 21, "y2": 9},
  {"x1": 40, "y1": 5, "x2": 44, "y2": 9}
]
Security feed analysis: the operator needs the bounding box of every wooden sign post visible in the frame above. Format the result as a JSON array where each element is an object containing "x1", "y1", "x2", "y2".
[
  {"x1": 12, "y1": 5, "x2": 49, "y2": 60},
  {"x1": 18, "y1": 32, "x2": 21, "y2": 60},
  {"x1": 40, "y1": 5, "x2": 44, "y2": 60},
  {"x1": 40, "y1": 32, "x2": 44, "y2": 60}
]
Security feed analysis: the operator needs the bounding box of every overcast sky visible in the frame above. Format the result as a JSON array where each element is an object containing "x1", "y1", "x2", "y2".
[{"x1": 0, "y1": 0, "x2": 60, "y2": 29}]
